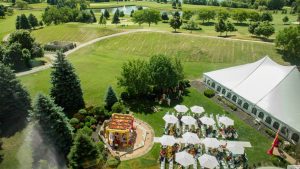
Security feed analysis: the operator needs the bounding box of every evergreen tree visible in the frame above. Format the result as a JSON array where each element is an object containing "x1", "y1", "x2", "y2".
[
  {"x1": 104, "y1": 9, "x2": 110, "y2": 19},
  {"x1": 67, "y1": 132, "x2": 100, "y2": 169},
  {"x1": 50, "y1": 51, "x2": 85, "y2": 117},
  {"x1": 111, "y1": 10, "x2": 120, "y2": 24},
  {"x1": 3, "y1": 42, "x2": 27, "y2": 70},
  {"x1": 31, "y1": 93, "x2": 73, "y2": 155},
  {"x1": 172, "y1": 1, "x2": 177, "y2": 9},
  {"x1": 90, "y1": 10, "x2": 97, "y2": 23},
  {"x1": 16, "y1": 15, "x2": 21, "y2": 29},
  {"x1": 119, "y1": 11, "x2": 125, "y2": 17},
  {"x1": 0, "y1": 5, "x2": 5, "y2": 18},
  {"x1": 19, "y1": 14, "x2": 31, "y2": 30},
  {"x1": 28, "y1": 13, "x2": 39, "y2": 28},
  {"x1": 170, "y1": 16, "x2": 182, "y2": 32},
  {"x1": 161, "y1": 12, "x2": 169, "y2": 22},
  {"x1": 104, "y1": 86, "x2": 118, "y2": 111},
  {"x1": 282, "y1": 16, "x2": 289, "y2": 24},
  {"x1": 0, "y1": 63, "x2": 31, "y2": 129},
  {"x1": 215, "y1": 19, "x2": 226, "y2": 36},
  {"x1": 99, "y1": 13, "x2": 106, "y2": 26},
  {"x1": 130, "y1": 10, "x2": 134, "y2": 17}
]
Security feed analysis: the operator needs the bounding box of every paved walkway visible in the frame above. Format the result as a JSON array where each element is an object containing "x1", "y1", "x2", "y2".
[{"x1": 15, "y1": 29, "x2": 274, "y2": 77}]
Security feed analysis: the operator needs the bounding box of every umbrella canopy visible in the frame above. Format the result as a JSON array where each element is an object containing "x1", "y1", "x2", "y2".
[
  {"x1": 219, "y1": 116, "x2": 234, "y2": 127},
  {"x1": 190, "y1": 106, "x2": 205, "y2": 114},
  {"x1": 163, "y1": 114, "x2": 178, "y2": 124},
  {"x1": 174, "y1": 105, "x2": 189, "y2": 113},
  {"x1": 159, "y1": 135, "x2": 177, "y2": 146},
  {"x1": 182, "y1": 132, "x2": 201, "y2": 144},
  {"x1": 198, "y1": 154, "x2": 219, "y2": 169},
  {"x1": 202, "y1": 138, "x2": 220, "y2": 149},
  {"x1": 181, "y1": 116, "x2": 196, "y2": 125},
  {"x1": 175, "y1": 151, "x2": 195, "y2": 167},
  {"x1": 227, "y1": 144, "x2": 245, "y2": 155},
  {"x1": 200, "y1": 116, "x2": 215, "y2": 126}
]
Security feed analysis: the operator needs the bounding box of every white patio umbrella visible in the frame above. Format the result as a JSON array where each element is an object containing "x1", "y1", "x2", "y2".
[
  {"x1": 227, "y1": 143, "x2": 245, "y2": 155},
  {"x1": 200, "y1": 116, "x2": 215, "y2": 126},
  {"x1": 174, "y1": 105, "x2": 189, "y2": 113},
  {"x1": 198, "y1": 154, "x2": 219, "y2": 169},
  {"x1": 202, "y1": 138, "x2": 220, "y2": 149},
  {"x1": 175, "y1": 151, "x2": 195, "y2": 167},
  {"x1": 159, "y1": 135, "x2": 177, "y2": 146},
  {"x1": 190, "y1": 106, "x2": 205, "y2": 114},
  {"x1": 182, "y1": 132, "x2": 201, "y2": 144},
  {"x1": 181, "y1": 116, "x2": 196, "y2": 125},
  {"x1": 163, "y1": 114, "x2": 178, "y2": 124},
  {"x1": 219, "y1": 116, "x2": 234, "y2": 127}
]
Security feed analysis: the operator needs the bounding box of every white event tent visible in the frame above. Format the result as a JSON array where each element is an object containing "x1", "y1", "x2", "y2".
[{"x1": 203, "y1": 56, "x2": 300, "y2": 143}]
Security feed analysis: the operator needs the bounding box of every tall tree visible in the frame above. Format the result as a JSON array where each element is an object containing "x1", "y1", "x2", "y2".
[
  {"x1": 103, "y1": 9, "x2": 110, "y2": 19},
  {"x1": 170, "y1": 16, "x2": 182, "y2": 32},
  {"x1": 148, "y1": 55, "x2": 184, "y2": 92},
  {"x1": 2, "y1": 42, "x2": 27, "y2": 70},
  {"x1": 67, "y1": 132, "x2": 100, "y2": 169},
  {"x1": 215, "y1": 19, "x2": 226, "y2": 36},
  {"x1": 118, "y1": 59, "x2": 150, "y2": 96},
  {"x1": 0, "y1": 63, "x2": 31, "y2": 129},
  {"x1": 276, "y1": 26, "x2": 300, "y2": 57},
  {"x1": 31, "y1": 93, "x2": 73, "y2": 155},
  {"x1": 132, "y1": 9, "x2": 161, "y2": 27},
  {"x1": 104, "y1": 86, "x2": 118, "y2": 111},
  {"x1": 225, "y1": 20, "x2": 237, "y2": 36},
  {"x1": 28, "y1": 13, "x2": 39, "y2": 29},
  {"x1": 111, "y1": 10, "x2": 120, "y2": 24},
  {"x1": 50, "y1": 51, "x2": 85, "y2": 116},
  {"x1": 19, "y1": 14, "x2": 31, "y2": 30},
  {"x1": 8, "y1": 30, "x2": 34, "y2": 51}
]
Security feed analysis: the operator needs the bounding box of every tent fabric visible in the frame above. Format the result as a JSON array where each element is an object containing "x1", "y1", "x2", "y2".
[{"x1": 204, "y1": 56, "x2": 300, "y2": 132}]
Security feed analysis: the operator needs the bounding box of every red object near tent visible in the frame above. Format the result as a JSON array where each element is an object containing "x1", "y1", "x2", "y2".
[{"x1": 267, "y1": 129, "x2": 280, "y2": 155}]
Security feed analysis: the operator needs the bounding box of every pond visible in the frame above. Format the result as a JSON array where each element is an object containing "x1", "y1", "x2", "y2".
[{"x1": 92, "y1": 5, "x2": 148, "y2": 15}]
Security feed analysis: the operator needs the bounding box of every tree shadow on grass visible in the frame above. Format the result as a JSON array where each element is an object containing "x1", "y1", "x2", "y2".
[
  {"x1": 200, "y1": 22, "x2": 215, "y2": 26},
  {"x1": 276, "y1": 49, "x2": 300, "y2": 68},
  {"x1": 233, "y1": 23, "x2": 249, "y2": 27},
  {"x1": 124, "y1": 90, "x2": 190, "y2": 115},
  {"x1": 0, "y1": 118, "x2": 27, "y2": 137},
  {"x1": 249, "y1": 35, "x2": 274, "y2": 42}
]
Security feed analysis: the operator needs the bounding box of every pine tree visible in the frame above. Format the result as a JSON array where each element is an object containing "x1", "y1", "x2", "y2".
[
  {"x1": 19, "y1": 14, "x2": 31, "y2": 30},
  {"x1": 16, "y1": 15, "x2": 21, "y2": 29},
  {"x1": 67, "y1": 132, "x2": 100, "y2": 169},
  {"x1": 111, "y1": 10, "x2": 120, "y2": 25},
  {"x1": 90, "y1": 10, "x2": 97, "y2": 23},
  {"x1": 104, "y1": 9, "x2": 110, "y2": 19},
  {"x1": 31, "y1": 93, "x2": 73, "y2": 155},
  {"x1": 0, "y1": 63, "x2": 31, "y2": 129},
  {"x1": 104, "y1": 86, "x2": 118, "y2": 111},
  {"x1": 99, "y1": 13, "x2": 106, "y2": 26},
  {"x1": 28, "y1": 13, "x2": 39, "y2": 29},
  {"x1": 50, "y1": 51, "x2": 85, "y2": 117}
]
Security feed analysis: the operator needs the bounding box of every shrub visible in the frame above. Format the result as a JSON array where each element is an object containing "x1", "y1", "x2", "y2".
[
  {"x1": 79, "y1": 122, "x2": 84, "y2": 128},
  {"x1": 90, "y1": 117, "x2": 97, "y2": 125},
  {"x1": 44, "y1": 41, "x2": 76, "y2": 52},
  {"x1": 204, "y1": 89, "x2": 215, "y2": 98},
  {"x1": 70, "y1": 118, "x2": 80, "y2": 126},
  {"x1": 79, "y1": 109, "x2": 88, "y2": 116},
  {"x1": 73, "y1": 113, "x2": 85, "y2": 122},
  {"x1": 90, "y1": 105, "x2": 105, "y2": 116},
  {"x1": 111, "y1": 102, "x2": 126, "y2": 113},
  {"x1": 97, "y1": 141, "x2": 105, "y2": 153},
  {"x1": 106, "y1": 156, "x2": 120, "y2": 168},
  {"x1": 85, "y1": 116, "x2": 92, "y2": 122},
  {"x1": 78, "y1": 126, "x2": 93, "y2": 136},
  {"x1": 85, "y1": 122, "x2": 91, "y2": 128}
]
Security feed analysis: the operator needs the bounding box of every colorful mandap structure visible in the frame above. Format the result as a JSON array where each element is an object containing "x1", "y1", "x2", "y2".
[{"x1": 105, "y1": 113, "x2": 135, "y2": 148}]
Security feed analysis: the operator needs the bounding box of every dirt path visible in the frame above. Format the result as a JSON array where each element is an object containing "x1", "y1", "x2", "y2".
[{"x1": 16, "y1": 29, "x2": 274, "y2": 77}]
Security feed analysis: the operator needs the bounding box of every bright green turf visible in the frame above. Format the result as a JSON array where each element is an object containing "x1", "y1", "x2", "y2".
[
  {"x1": 0, "y1": 10, "x2": 43, "y2": 40},
  {"x1": 31, "y1": 23, "x2": 121, "y2": 44},
  {"x1": 17, "y1": 32, "x2": 286, "y2": 168}
]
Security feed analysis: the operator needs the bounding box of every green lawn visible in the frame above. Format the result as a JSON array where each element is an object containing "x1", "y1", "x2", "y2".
[
  {"x1": 31, "y1": 23, "x2": 121, "y2": 44},
  {"x1": 17, "y1": 32, "x2": 286, "y2": 168},
  {"x1": 0, "y1": 9, "x2": 43, "y2": 40},
  {"x1": 0, "y1": 124, "x2": 33, "y2": 169}
]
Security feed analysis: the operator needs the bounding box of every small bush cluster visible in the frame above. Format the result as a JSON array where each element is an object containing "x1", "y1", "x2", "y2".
[
  {"x1": 44, "y1": 41, "x2": 76, "y2": 52},
  {"x1": 204, "y1": 89, "x2": 215, "y2": 98}
]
